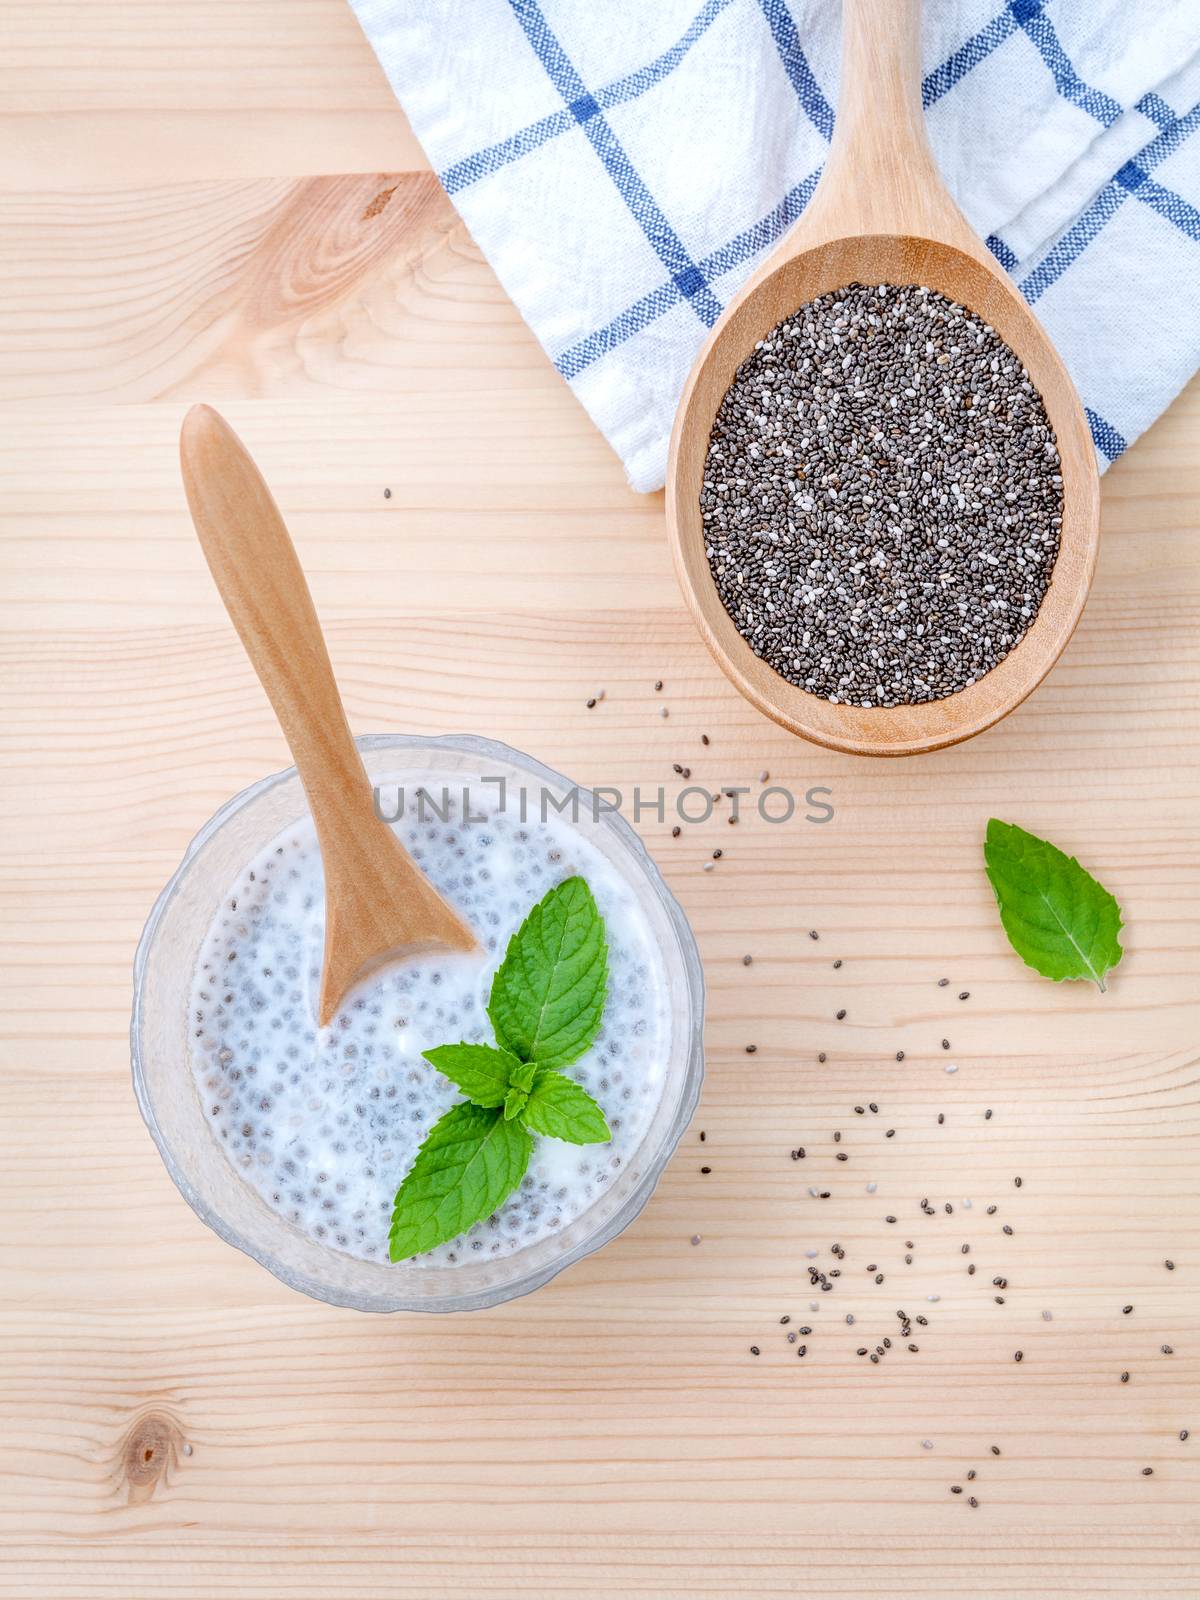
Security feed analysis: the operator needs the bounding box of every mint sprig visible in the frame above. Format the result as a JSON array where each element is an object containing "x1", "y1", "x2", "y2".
[
  {"x1": 389, "y1": 876, "x2": 611, "y2": 1262},
  {"x1": 984, "y1": 819, "x2": 1124, "y2": 991}
]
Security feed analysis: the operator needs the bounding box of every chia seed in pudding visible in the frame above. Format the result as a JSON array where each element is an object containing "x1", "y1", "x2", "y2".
[
  {"x1": 701, "y1": 282, "x2": 1064, "y2": 706},
  {"x1": 189, "y1": 781, "x2": 671, "y2": 1267}
]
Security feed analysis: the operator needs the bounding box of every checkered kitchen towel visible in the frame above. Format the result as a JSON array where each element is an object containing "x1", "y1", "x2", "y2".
[{"x1": 349, "y1": 0, "x2": 1200, "y2": 490}]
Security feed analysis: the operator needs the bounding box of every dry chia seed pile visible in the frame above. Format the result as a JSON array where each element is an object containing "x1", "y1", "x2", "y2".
[{"x1": 701, "y1": 282, "x2": 1064, "y2": 706}]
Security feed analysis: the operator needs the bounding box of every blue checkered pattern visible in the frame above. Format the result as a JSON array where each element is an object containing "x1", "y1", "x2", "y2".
[{"x1": 349, "y1": 0, "x2": 1200, "y2": 489}]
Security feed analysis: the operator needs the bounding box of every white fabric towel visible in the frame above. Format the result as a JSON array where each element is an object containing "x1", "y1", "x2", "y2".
[{"x1": 349, "y1": 0, "x2": 1200, "y2": 489}]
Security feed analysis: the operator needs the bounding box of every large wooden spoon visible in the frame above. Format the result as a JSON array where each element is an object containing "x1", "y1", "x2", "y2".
[
  {"x1": 667, "y1": 0, "x2": 1099, "y2": 756},
  {"x1": 180, "y1": 404, "x2": 477, "y2": 1025}
]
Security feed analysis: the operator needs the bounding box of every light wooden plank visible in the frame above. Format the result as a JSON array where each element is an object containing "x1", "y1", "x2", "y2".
[
  {"x1": 0, "y1": 176, "x2": 540, "y2": 406},
  {"x1": 0, "y1": 1, "x2": 428, "y2": 187}
]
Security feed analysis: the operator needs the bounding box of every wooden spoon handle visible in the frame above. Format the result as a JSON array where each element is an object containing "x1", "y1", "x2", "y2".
[
  {"x1": 800, "y1": 0, "x2": 986, "y2": 258},
  {"x1": 179, "y1": 403, "x2": 373, "y2": 825}
]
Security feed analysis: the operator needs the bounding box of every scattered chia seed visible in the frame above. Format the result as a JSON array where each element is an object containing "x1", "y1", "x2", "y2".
[
  {"x1": 745, "y1": 1044, "x2": 757, "y2": 1054},
  {"x1": 671, "y1": 826, "x2": 681, "y2": 838},
  {"x1": 959, "y1": 991, "x2": 970, "y2": 1000},
  {"x1": 743, "y1": 954, "x2": 753, "y2": 965},
  {"x1": 1142, "y1": 1467, "x2": 1153, "y2": 1476},
  {"x1": 586, "y1": 697, "x2": 596, "y2": 709},
  {"x1": 938, "y1": 978, "x2": 949, "y2": 987},
  {"x1": 1166, "y1": 1259, "x2": 1175, "y2": 1270},
  {"x1": 654, "y1": 680, "x2": 663, "y2": 691},
  {"x1": 700, "y1": 283, "x2": 1062, "y2": 705},
  {"x1": 750, "y1": 1346, "x2": 760, "y2": 1356},
  {"x1": 700, "y1": 1165, "x2": 711, "y2": 1174},
  {"x1": 1123, "y1": 1304, "x2": 1134, "y2": 1315},
  {"x1": 691, "y1": 1234, "x2": 702, "y2": 1246},
  {"x1": 968, "y1": 1496, "x2": 979, "y2": 1508},
  {"x1": 1162, "y1": 1344, "x2": 1175, "y2": 1355},
  {"x1": 991, "y1": 1446, "x2": 1001, "y2": 1455},
  {"x1": 809, "y1": 930, "x2": 820, "y2": 941},
  {"x1": 896, "y1": 1051, "x2": 905, "y2": 1061},
  {"x1": 833, "y1": 958, "x2": 843, "y2": 969},
  {"x1": 1014, "y1": 1350, "x2": 1024, "y2": 1362},
  {"x1": 818, "y1": 1052, "x2": 827, "y2": 1063},
  {"x1": 1121, "y1": 1372, "x2": 1130, "y2": 1383},
  {"x1": 1182, "y1": 1430, "x2": 1190, "y2": 1441}
]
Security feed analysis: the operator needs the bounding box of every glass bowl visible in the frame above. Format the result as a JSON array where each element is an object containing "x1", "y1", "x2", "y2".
[{"x1": 132, "y1": 734, "x2": 705, "y2": 1312}]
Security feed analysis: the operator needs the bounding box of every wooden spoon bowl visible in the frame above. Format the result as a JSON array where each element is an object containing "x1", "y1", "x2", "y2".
[{"x1": 666, "y1": 0, "x2": 1099, "y2": 757}]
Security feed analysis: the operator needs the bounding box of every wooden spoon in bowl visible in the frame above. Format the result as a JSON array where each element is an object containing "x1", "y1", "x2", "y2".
[
  {"x1": 180, "y1": 404, "x2": 477, "y2": 1025},
  {"x1": 666, "y1": 0, "x2": 1099, "y2": 757}
]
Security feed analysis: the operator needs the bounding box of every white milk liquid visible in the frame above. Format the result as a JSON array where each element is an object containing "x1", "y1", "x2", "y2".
[{"x1": 189, "y1": 777, "x2": 671, "y2": 1265}]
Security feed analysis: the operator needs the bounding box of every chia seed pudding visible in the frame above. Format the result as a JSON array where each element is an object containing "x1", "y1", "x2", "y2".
[
  {"x1": 701, "y1": 282, "x2": 1064, "y2": 706},
  {"x1": 189, "y1": 779, "x2": 671, "y2": 1267}
]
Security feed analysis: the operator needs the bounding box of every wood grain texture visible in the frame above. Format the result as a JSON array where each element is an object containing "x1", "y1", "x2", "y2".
[
  {"x1": 0, "y1": 0, "x2": 428, "y2": 187},
  {"x1": 667, "y1": 0, "x2": 1099, "y2": 756},
  {"x1": 1, "y1": 4, "x2": 1199, "y2": 1596}
]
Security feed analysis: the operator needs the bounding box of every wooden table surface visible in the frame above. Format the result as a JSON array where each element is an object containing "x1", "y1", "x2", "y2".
[{"x1": 2, "y1": 5, "x2": 1198, "y2": 1597}]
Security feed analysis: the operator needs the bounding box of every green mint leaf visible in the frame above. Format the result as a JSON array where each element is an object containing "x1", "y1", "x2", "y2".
[
  {"x1": 984, "y1": 819, "x2": 1124, "y2": 991},
  {"x1": 422, "y1": 1042, "x2": 523, "y2": 1109},
  {"x1": 508, "y1": 1060, "x2": 537, "y2": 1093},
  {"x1": 503, "y1": 1086, "x2": 528, "y2": 1121},
  {"x1": 521, "y1": 1066, "x2": 611, "y2": 1145},
  {"x1": 487, "y1": 876, "x2": 608, "y2": 1070},
  {"x1": 388, "y1": 1101, "x2": 531, "y2": 1262}
]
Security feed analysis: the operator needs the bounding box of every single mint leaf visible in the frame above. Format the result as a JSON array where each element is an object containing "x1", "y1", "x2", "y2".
[
  {"x1": 508, "y1": 1060, "x2": 537, "y2": 1094},
  {"x1": 487, "y1": 876, "x2": 608, "y2": 1070},
  {"x1": 521, "y1": 1066, "x2": 611, "y2": 1145},
  {"x1": 503, "y1": 1086, "x2": 528, "y2": 1121},
  {"x1": 388, "y1": 1101, "x2": 531, "y2": 1261},
  {"x1": 422, "y1": 1042, "x2": 523, "y2": 1109},
  {"x1": 984, "y1": 819, "x2": 1124, "y2": 991}
]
